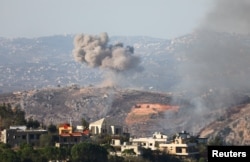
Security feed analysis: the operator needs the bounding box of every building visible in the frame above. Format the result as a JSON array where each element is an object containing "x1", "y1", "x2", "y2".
[
  {"x1": 109, "y1": 132, "x2": 167, "y2": 157},
  {"x1": 121, "y1": 142, "x2": 142, "y2": 156},
  {"x1": 130, "y1": 132, "x2": 168, "y2": 150},
  {"x1": 58, "y1": 123, "x2": 73, "y2": 134},
  {"x1": 56, "y1": 123, "x2": 89, "y2": 148},
  {"x1": 89, "y1": 118, "x2": 123, "y2": 136},
  {"x1": 110, "y1": 139, "x2": 142, "y2": 156},
  {"x1": 1, "y1": 126, "x2": 47, "y2": 147},
  {"x1": 159, "y1": 131, "x2": 199, "y2": 157}
]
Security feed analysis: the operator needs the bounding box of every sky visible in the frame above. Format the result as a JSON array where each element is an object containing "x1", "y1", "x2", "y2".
[{"x1": 0, "y1": 0, "x2": 212, "y2": 39}]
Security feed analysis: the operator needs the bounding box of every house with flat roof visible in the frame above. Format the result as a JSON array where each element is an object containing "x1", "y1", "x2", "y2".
[
  {"x1": 1, "y1": 126, "x2": 47, "y2": 147},
  {"x1": 110, "y1": 139, "x2": 142, "y2": 156},
  {"x1": 130, "y1": 132, "x2": 168, "y2": 150},
  {"x1": 159, "y1": 131, "x2": 199, "y2": 157}
]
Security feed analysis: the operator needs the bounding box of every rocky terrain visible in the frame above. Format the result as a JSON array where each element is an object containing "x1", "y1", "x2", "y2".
[
  {"x1": 1, "y1": 86, "x2": 250, "y2": 145},
  {"x1": 199, "y1": 103, "x2": 250, "y2": 145},
  {"x1": 0, "y1": 86, "x2": 183, "y2": 136}
]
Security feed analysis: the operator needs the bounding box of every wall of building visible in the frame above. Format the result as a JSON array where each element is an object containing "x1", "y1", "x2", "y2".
[{"x1": 1, "y1": 129, "x2": 47, "y2": 147}]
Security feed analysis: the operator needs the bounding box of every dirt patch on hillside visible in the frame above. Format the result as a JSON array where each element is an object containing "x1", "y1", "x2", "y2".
[{"x1": 125, "y1": 103, "x2": 179, "y2": 125}]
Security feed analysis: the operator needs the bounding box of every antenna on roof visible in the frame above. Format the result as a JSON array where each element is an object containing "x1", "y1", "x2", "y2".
[{"x1": 67, "y1": 117, "x2": 72, "y2": 127}]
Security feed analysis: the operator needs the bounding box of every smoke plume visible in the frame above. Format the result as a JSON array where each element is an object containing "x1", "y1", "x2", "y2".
[
  {"x1": 201, "y1": 0, "x2": 250, "y2": 34},
  {"x1": 175, "y1": 0, "x2": 250, "y2": 104},
  {"x1": 73, "y1": 32, "x2": 140, "y2": 72},
  {"x1": 72, "y1": 32, "x2": 142, "y2": 87},
  {"x1": 168, "y1": 0, "x2": 250, "y2": 134}
]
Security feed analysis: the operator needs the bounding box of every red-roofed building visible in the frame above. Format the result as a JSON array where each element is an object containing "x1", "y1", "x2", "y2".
[{"x1": 56, "y1": 123, "x2": 89, "y2": 148}]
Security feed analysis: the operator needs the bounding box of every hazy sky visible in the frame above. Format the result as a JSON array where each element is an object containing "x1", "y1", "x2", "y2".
[{"x1": 0, "y1": 0, "x2": 211, "y2": 39}]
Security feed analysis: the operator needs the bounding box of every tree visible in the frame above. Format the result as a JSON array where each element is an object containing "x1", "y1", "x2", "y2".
[
  {"x1": 0, "y1": 143, "x2": 20, "y2": 162},
  {"x1": 122, "y1": 149, "x2": 136, "y2": 156},
  {"x1": 199, "y1": 157, "x2": 206, "y2": 162},
  {"x1": 26, "y1": 118, "x2": 40, "y2": 129},
  {"x1": 47, "y1": 123, "x2": 57, "y2": 134},
  {"x1": 141, "y1": 148, "x2": 181, "y2": 162},
  {"x1": 0, "y1": 104, "x2": 26, "y2": 129},
  {"x1": 41, "y1": 146, "x2": 57, "y2": 161},
  {"x1": 71, "y1": 142, "x2": 108, "y2": 162},
  {"x1": 81, "y1": 118, "x2": 89, "y2": 130},
  {"x1": 17, "y1": 144, "x2": 43, "y2": 162},
  {"x1": 39, "y1": 134, "x2": 53, "y2": 147},
  {"x1": 108, "y1": 155, "x2": 124, "y2": 162},
  {"x1": 208, "y1": 135, "x2": 224, "y2": 146}
]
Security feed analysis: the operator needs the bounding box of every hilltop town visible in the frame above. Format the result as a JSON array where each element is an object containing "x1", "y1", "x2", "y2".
[{"x1": 0, "y1": 103, "x2": 209, "y2": 162}]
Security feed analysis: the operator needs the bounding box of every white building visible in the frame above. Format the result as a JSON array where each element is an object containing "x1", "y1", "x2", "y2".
[
  {"x1": 159, "y1": 131, "x2": 199, "y2": 157},
  {"x1": 110, "y1": 139, "x2": 142, "y2": 156},
  {"x1": 89, "y1": 118, "x2": 122, "y2": 135},
  {"x1": 130, "y1": 132, "x2": 168, "y2": 150}
]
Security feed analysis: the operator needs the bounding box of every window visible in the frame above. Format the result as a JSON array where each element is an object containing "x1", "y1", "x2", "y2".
[
  {"x1": 115, "y1": 128, "x2": 120, "y2": 134},
  {"x1": 102, "y1": 128, "x2": 107, "y2": 133},
  {"x1": 176, "y1": 147, "x2": 182, "y2": 153},
  {"x1": 29, "y1": 134, "x2": 34, "y2": 140},
  {"x1": 62, "y1": 130, "x2": 69, "y2": 133}
]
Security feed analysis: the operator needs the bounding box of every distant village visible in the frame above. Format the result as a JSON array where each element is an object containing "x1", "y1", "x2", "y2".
[{"x1": 0, "y1": 117, "x2": 208, "y2": 161}]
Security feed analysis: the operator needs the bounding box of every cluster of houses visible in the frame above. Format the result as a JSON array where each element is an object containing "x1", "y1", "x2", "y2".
[{"x1": 0, "y1": 117, "x2": 207, "y2": 158}]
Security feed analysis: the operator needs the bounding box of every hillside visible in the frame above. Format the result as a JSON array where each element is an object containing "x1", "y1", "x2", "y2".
[
  {"x1": 199, "y1": 103, "x2": 250, "y2": 145},
  {"x1": 0, "y1": 86, "x2": 199, "y2": 136},
  {"x1": 1, "y1": 86, "x2": 250, "y2": 144}
]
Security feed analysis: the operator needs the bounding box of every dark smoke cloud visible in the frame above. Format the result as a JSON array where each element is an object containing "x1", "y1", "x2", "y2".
[
  {"x1": 201, "y1": 0, "x2": 250, "y2": 34},
  {"x1": 72, "y1": 32, "x2": 141, "y2": 72}
]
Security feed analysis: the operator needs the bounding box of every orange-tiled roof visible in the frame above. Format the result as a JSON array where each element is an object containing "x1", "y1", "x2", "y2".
[{"x1": 59, "y1": 123, "x2": 71, "y2": 127}]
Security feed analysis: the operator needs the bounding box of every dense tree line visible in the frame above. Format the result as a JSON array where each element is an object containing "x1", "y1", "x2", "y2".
[
  {"x1": 0, "y1": 142, "x2": 184, "y2": 162},
  {"x1": 0, "y1": 103, "x2": 26, "y2": 129},
  {"x1": 0, "y1": 103, "x2": 42, "y2": 130}
]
